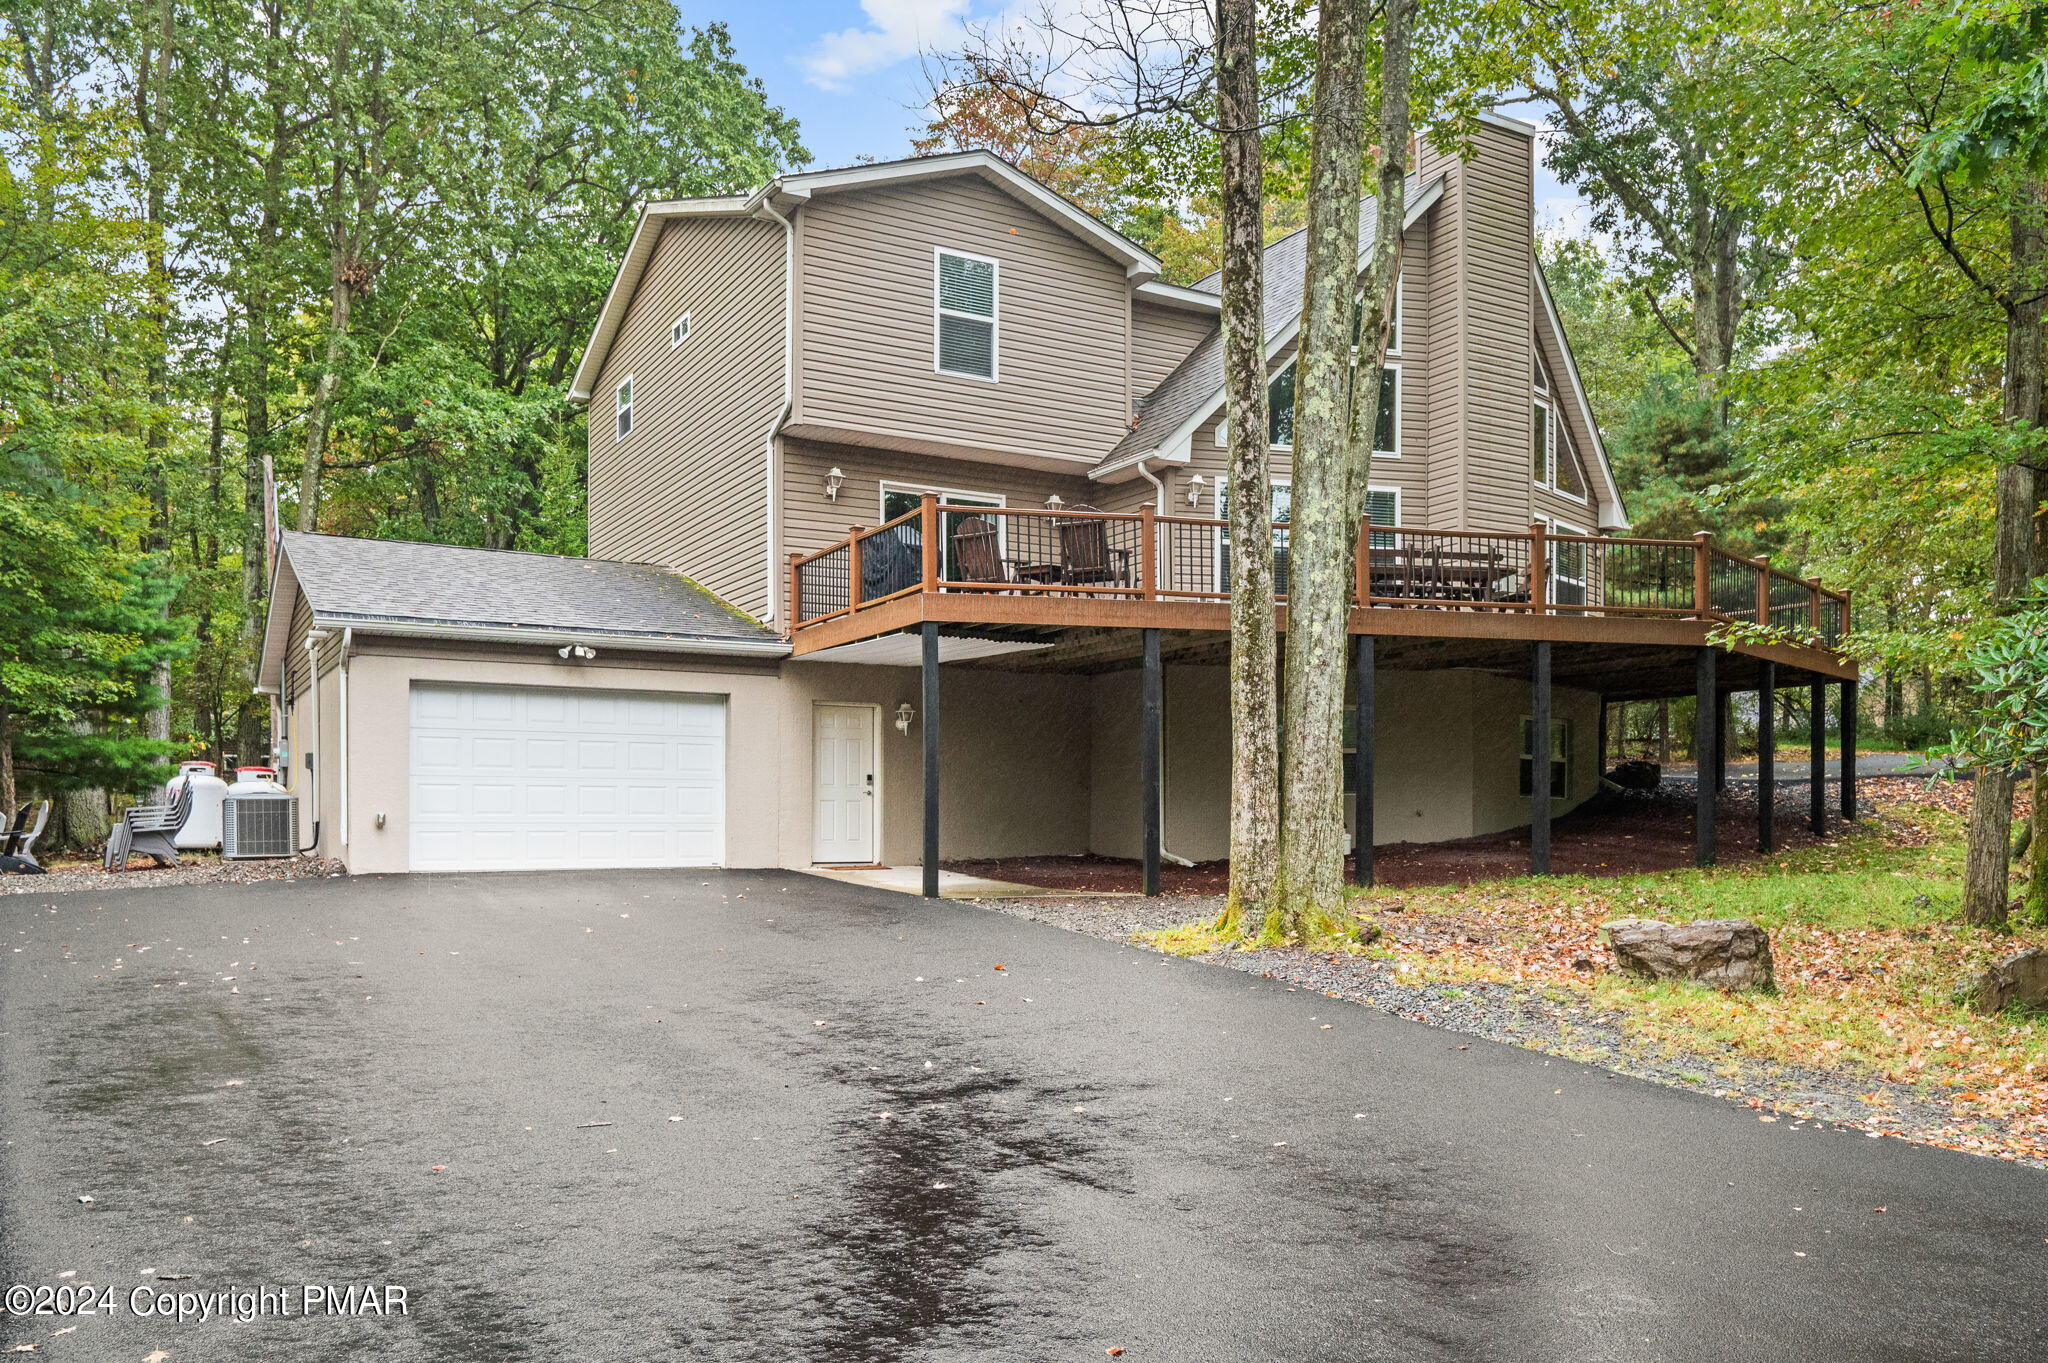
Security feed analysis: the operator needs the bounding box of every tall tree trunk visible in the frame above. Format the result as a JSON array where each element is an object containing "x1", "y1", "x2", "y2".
[
  {"x1": 138, "y1": 0, "x2": 175, "y2": 745},
  {"x1": 0, "y1": 697, "x2": 16, "y2": 815},
  {"x1": 1214, "y1": 0, "x2": 1280, "y2": 938},
  {"x1": 238, "y1": 6, "x2": 287, "y2": 765},
  {"x1": 1272, "y1": 0, "x2": 1372, "y2": 935},
  {"x1": 1964, "y1": 183, "x2": 2047, "y2": 929},
  {"x1": 297, "y1": 254, "x2": 355, "y2": 532}
]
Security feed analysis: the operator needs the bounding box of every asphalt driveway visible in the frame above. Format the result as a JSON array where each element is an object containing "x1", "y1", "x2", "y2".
[{"x1": 3, "y1": 870, "x2": 2044, "y2": 1362}]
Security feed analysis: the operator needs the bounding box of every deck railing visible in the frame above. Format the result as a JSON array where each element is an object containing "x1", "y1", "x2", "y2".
[{"x1": 787, "y1": 494, "x2": 1853, "y2": 646}]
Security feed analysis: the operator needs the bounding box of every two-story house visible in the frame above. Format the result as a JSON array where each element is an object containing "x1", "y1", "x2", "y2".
[{"x1": 258, "y1": 111, "x2": 1857, "y2": 887}]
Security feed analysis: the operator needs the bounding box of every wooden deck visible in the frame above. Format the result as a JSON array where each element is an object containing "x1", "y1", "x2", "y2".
[{"x1": 786, "y1": 496, "x2": 1857, "y2": 687}]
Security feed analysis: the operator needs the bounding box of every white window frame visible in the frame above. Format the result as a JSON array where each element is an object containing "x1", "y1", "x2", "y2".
[
  {"x1": 1362, "y1": 484, "x2": 1402, "y2": 550},
  {"x1": 933, "y1": 247, "x2": 1000, "y2": 382},
  {"x1": 1375, "y1": 363, "x2": 1402, "y2": 458},
  {"x1": 1240, "y1": 360, "x2": 1401, "y2": 457},
  {"x1": 1211, "y1": 476, "x2": 1293, "y2": 593},
  {"x1": 1384, "y1": 279, "x2": 1404, "y2": 357},
  {"x1": 880, "y1": 480, "x2": 1007, "y2": 568},
  {"x1": 670, "y1": 313, "x2": 692, "y2": 348},
  {"x1": 1532, "y1": 394, "x2": 1553, "y2": 487},
  {"x1": 1549, "y1": 419, "x2": 1591, "y2": 506},
  {"x1": 1546, "y1": 516, "x2": 1589, "y2": 604},
  {"x1": 614, "y1": 376, "x2": 634, "y2": 442}
]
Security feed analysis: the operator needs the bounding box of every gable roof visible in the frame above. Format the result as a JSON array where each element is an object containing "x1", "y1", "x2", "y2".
[
  {"x1": 1094, "y1": 174, "x2": 1446, "y2": 479},
  {"x1": 568, "y1": 150, "x2": 1205, "y2": 403},
  {"x1": 257, "y1": 533, "x2": 785, "y2": 688}
]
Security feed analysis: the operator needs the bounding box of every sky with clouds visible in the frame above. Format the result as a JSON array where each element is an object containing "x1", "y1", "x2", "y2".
[{"x1": 690, "y1": 1, "x2": 1591, "y2": 231}]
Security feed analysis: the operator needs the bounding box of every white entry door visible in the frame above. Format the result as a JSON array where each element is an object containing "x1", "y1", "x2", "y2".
[
  {"x1": 409, "y1": 684, "x2": 725, "y2": 872},
  {"x1": 813, "y1": 703, "x2": 876, "y2": 864}
]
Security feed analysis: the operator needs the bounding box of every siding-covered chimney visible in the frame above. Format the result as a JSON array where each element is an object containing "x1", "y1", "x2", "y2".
[{"x1": 1414, "y1": 115, "x2": 1537, "y2": 532}]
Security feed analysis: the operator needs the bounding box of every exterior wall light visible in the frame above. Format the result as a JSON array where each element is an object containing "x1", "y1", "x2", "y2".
[
  {"x1": 895, "y1": 702, "x2": 915, "y2": 735},
  {"x1": 1045, "y1": 494, "x2": 1065, "y2": 510},
  {"x1": 1187, "y1": 473, "x2": 1208, "y2": 506},
  {"x1": 825, "y1": 467, "x2": 845, "y2": 502}
]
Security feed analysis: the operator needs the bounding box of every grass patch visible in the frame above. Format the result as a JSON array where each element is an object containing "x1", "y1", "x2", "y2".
[{"x1": 1349, "y1": 798, "x2": 2048, "y2": 1161}]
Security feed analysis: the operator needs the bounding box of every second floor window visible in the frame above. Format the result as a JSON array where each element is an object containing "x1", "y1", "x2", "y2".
[
  {"x1": 615, "y1": 376, "x2": 634, "y2": 441},
  {"x1": 1267, "y1": 362, "x2": 1399, "y2": 455},
  {"x1": 935, "y1": 249, "x2": 998, "y2": 380}
]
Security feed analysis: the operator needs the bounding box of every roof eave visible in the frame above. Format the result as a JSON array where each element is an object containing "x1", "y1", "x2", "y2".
[{"x1": 311, "y1": 615, "x2": 791, "y2": 658}]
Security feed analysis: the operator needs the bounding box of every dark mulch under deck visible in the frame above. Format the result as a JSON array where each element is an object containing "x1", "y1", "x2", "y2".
[{"x1": 943, "y1": 777, "x2": 1921, "y2": 894}]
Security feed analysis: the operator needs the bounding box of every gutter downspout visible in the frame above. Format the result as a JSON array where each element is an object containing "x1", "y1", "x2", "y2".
[
  {"x1": 1132, "y1": 458, "x2": 1195, "y2": 869},
  {"x1": 753, "y1": 194, "x2": 796, "y2": 625},
  {"x1": 301, "y1": 629, "x2": 329, "y2": 853},
  {"x1": 338, "y1": 627, "x2": 352, "y2": 849}
]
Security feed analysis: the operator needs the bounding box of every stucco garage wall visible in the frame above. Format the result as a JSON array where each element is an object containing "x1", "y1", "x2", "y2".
[
  {"x1": 778, "y1": 662, "x2": 1093, "y2": 866},
  {"x1": 339, "y1": 638, "x2": 784, "y2": 874}
]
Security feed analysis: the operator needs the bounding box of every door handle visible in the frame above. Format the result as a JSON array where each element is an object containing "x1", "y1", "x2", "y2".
[{"x1": 864, "y1": 774, "x2": 874, "y2": 795}]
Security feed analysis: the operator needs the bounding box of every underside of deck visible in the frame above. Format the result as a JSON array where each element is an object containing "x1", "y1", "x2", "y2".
[{"x1": 788, "y1": 591, "x2": 1857, "y2": 699}]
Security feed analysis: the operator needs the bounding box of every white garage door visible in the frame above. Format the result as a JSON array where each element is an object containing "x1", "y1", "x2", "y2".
[{"x1": 409, "y1": 684, "x2": 725, "y2": 872}]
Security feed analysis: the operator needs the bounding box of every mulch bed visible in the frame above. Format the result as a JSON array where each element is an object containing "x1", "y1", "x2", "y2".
[{"x1": 945, "y1": 776, "x2": 1946, "y2": 894}]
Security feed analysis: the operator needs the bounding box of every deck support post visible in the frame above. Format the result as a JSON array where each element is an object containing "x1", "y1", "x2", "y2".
[
  {"x1": 1531, "y1": 640, "x2": 1552, "y2": 874},
  {"x1": 921, "y1": 622, "x2": 940, "y2": 899},
  {"x1": 1757, "y1": 661, "x2": 1776, "y2": 855},
  {"x1": 1141, "y1": 628, "x2": 1162, "y2": 897},
  {"x1": 1841, "y1": 679, "x2": 1858, "y2": 822},
  {"x1": 1695, "y1": 646, "x2": 1718, "y2": 867},
  {"x1": 1809, "y1": 681, "x2": 1827, "y2": 837},
  {"x1": 1596, "y1": 699, "x2": 1609, "y2": 782},
  {"x1": 1713, "y1": 689, "x2": 1730, "y2": 791},
  {"x1": 1353, "y1": 633, "x2": 1375, "y2": 887}
]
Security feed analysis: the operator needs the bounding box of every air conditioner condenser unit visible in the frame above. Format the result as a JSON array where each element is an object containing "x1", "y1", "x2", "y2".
[{"x1": 222, "y1": 789, "x2": 299, "y2": 859}]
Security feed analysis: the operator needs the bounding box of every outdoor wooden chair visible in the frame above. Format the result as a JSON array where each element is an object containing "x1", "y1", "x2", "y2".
[
  {"x1": 1056, "y1": 505, "x2": 1132, "y2": 588},
  {"x1": 103, "y1": 781, "x2": 193, "y2": 871},
  {"x1": 949, "y1": 516, "x2": 1016, "y2": 586}
]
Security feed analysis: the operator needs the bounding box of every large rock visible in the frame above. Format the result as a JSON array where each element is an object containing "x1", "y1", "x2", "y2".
[
  {"x1": 1958, "y1": 948, "x2": 2048, "y2": 1015},
  {"x1": 1600, "y1": 917, "x2": 1775, "y2": 992}
]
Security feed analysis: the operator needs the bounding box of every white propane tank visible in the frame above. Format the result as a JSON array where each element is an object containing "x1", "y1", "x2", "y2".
[
  {"x1": 167, "y1": 760, "x2": 230, "y2": 849},
  {"x1": 230, "y1": 766, "x2": 286, "y2": 794}
]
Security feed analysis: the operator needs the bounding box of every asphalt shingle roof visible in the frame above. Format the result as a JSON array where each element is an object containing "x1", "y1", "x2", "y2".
[
  {"x1": 1104, "y1": 175, "x2": 1439, "y2": 469},
  {"x1": 279, "y1": 532, "x2": 779, "y2": 646}
]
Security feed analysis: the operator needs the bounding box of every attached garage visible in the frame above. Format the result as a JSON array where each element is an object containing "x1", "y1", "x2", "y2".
[
  {"x1": 258, "y1": 531, "x2": 790, "y2": 876},
  {"x1": 409, "y1": 684, "x2": 726, "y2": 872}
]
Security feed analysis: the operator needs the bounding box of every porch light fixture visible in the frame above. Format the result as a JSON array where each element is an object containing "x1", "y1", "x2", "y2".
[
  {"x1": 824, "y1": 467, "x2": 845, "y2": 502},
  {"x1": 1186, "y1": 473, "x2": 1207, "y2": 506},
  {"x1": 895, "y1": 702, "x2": 915, "y2": 735},
  {"x1": 1045, "y1": 494, "x2": 1065, "y2": 510},
  {"x1": 556, "y1": 644, "x2": 598, "y2": 661}
]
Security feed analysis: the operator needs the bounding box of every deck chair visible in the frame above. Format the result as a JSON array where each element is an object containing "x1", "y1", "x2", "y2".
[
  {"x1": 949, "y1": 516, "x2": 1015, "y2": 585},
  {"x1": 103, "y1": 782, "x2": 193, "y2": 871},
  {"x1": 1056, "y1": 505, "x2": 1132, "y2": 587},
  {"x1": 2, "y1": 800, "x2": 50, "y2": 868}
]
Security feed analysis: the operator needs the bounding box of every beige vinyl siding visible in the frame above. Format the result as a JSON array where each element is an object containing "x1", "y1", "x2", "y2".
[
  {"x1": 793, "y1": 176, "x2": 1132, "y2": 466},
  {"x1": 587, "y1": 214, "x2": 784, "y2": 617},
  {"x1": 1450, "y1": 122, "x2": 1535, "y2": 531},
  {"x1": 1416, "y1": 121, "x2": 1536, "y2": 531},
  {"x1": 780, "y1": 436, "x2": 1094, "y2": 563},
  {"x1": 1131, "y1": 303, "x2": 1217, "y2": 401}
]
